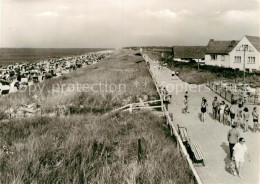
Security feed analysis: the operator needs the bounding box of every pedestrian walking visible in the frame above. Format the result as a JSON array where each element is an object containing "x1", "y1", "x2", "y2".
[
  {"x1": 164, "y1": 96, "x2": 170, "y2": 111},
  {"x1": 201, "y1": 98, "x2": 208, "y2": 122},
  {"x1": 238, "y1": 97, "x2": 244, "y2": 107},
  {"x1": 217, "y1": 101, "x2": 221, "y2": 121},
  {"x1": 219, "y1": 101, "x2": 225, "y2": 123},
  {"x1": 252, "y1": 107, "x2": 259, "y2": 132},
  {"x1": 243, "y1": 107, "x2": 250, "y2": 132},
  {"x1": 182, "y1": 95, "x2": 189, "y2": 113},
  {"x1": 224, "y1": 104, "x2": 230, "y2": 125},
  {"x1": 162, "y1": 87, "x2": 167, "y2": 96},
  {"x1": 185, "y1": 90, "x2": 188, "y2": 96},
  {"x1": 237, "y1": 104, "x2": 243, "y2": 129},
  {"x1": 229, "y1": 101, "x2": 236, "y2": 126},
  {"x1": 233, "y1": 137, "x2": 250, "y2": 178},
  {"x1": 163, "y1": 88, "x2": 170, "y2": 111},
  {"x1": 227, "y1": 123, "x2": 240, "y2": 159},
  {"x1": 212, "y1": 96, "x2": 219, "y2": 120}
]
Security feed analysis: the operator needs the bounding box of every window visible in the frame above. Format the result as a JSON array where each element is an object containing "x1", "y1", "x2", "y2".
[
  {"x1": 234, "y1": 56, "x2": 241, "y2": 63},
  {"x1": 210, "y1": 55, "x2": 217, "y2": 60},
  {"x1": 221, "y1": 55, "x2": 225, "y2": 61},
  {"x1": 248, "y1": 57, "x2": 255, "y2": 64}
]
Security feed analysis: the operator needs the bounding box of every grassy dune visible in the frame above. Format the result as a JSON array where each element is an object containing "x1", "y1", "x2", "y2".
[
  {"x1": 0, "y1": 50, "x2": 194, "y2": 183},
  {"x1": 169, "y1": 61, "x2": 260, "y2": 85},
  {"x1": 0, "y1": 113, "x2": 194, "y2": 183},
  {"x1": 0, "y1": 50, "x2": 157, "y2": 114}
]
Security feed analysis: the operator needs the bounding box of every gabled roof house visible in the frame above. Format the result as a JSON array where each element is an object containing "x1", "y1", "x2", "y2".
[
  {"x1": 229, "y1": 35, "x2": 260, "y2": 72},
  {"x1": 204, "y1": 36, "x2": 260, "y2": 72},
  {"x1": 204, "y1": 39, "x2": 239, "y2": 68}
]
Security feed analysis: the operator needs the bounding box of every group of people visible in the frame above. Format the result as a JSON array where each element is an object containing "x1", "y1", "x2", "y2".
[
  {"x1": 182, "y1": 94, "x2": 208, "y2": 121},
  {"x1": 171, "y1": 71, "x2": 179, "y2": 80},
  {"x1": 181, "y1": 94, "x2": 259, "y2": 132},
  {"x1": 211, "y1": 96, "x2": 259, "y2": 132},
  {"x1": 180, "y1": 92, "x2": 255, "y2": 179}
]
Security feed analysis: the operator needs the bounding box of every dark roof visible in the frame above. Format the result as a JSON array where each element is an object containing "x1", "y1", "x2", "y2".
[
  {"x1": 245, "y1": 35, "x2": 260, "y2": 52},
  {"x1": 172, "y1": 46, "x2": 206, "y2": 59},
  {"x1": 205, "y1": 39, "x2": 239, "y2": 55}
]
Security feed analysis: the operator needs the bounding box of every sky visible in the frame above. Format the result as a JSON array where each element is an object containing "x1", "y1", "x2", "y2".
[{"x1": 0, "y1": 0, "x2": 259, "y2": 48}]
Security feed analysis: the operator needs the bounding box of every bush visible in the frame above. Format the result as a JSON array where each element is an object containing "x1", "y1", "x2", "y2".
[{"x1": 163, "y1": 58, "x2": 259, "y2": 84}]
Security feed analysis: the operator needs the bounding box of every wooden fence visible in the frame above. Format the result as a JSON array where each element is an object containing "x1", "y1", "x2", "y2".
[
  {"x1": 109, "y1": 99, "x2": 163, "y2": 114},
  {"x1": 207, "y1": 82, "x2": 259, "y2": 105}
]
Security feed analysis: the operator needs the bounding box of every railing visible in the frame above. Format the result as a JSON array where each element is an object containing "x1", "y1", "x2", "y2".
[
  {"x1": 207, "y1": 81, "x2": 259, "y2": 105},
  {"x1": 143, "y1": 53, "x2": 203, "y2": 184},
  {"x1": 109, "y1": 99, "x2": 163, "y2": 114}
]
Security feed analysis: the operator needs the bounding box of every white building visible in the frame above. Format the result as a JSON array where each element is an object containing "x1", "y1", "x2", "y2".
[
  {"x1": 204, "y1": 39, "x2": 238, "y2": 68},
  {"x1": 229, "y1": 36, "x2": 260, "y2": 72},
  {"x1": 204, "y1": 36, "x2": 260, "y2": 72}
]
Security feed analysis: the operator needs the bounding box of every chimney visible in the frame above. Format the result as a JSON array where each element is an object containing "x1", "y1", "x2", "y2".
[{"x1": 229, "y1": 40, "x2": 236, "y2": 48}]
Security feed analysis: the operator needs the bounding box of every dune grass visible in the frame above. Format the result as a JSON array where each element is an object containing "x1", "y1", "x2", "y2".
[
  {"x1": 0, "y1": 50, "x2": 158, "y2": 115},
  {"x1": 168, "y1": 60, "x2": 259, "y2": 85},
  {"x1": 0, "y1": 49, "x2": 195, "y2": 183},
  {"x1": 0, "y1": 112, "x2": 195, "y2": 184}
]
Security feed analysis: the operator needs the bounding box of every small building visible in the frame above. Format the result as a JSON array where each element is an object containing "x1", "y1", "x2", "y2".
[
  {"x1": 204, "y1": 39, "x2": 238, "y2": 68},
  {"x1": 229, "y1": 35, "x2": 260, "y2": 72},
  {"x1": 204, "y1": 36, "x2": 260, "y2": 73},
  {"x1": 172, "y1": 46, "x2": 206, "y2": 63}
]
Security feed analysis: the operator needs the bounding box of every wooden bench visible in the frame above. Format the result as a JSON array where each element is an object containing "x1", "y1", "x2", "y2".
[
  {"x1": 177, "y1": 124, "x2": 189, "y2": 144},
  {"x1": 189, "y1": 140, "x2": 205, "y2": 166},
  {"x1": 177, "y1": 124, "x2": 205, "y2": 166}
]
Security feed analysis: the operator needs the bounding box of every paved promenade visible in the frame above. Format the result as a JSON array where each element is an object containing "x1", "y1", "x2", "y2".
[{"x1": 147, "y1": 56, "x2": 260, "y2": 184}]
